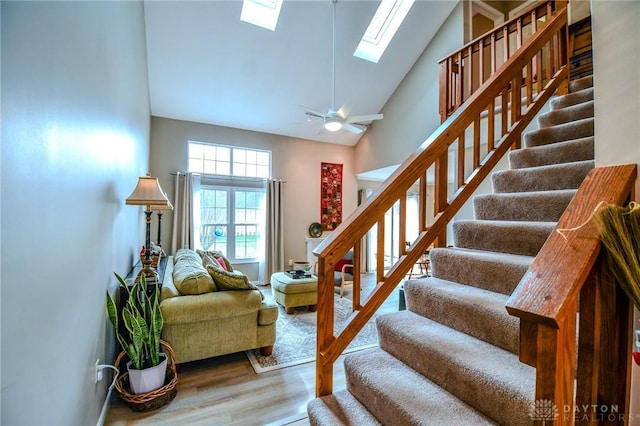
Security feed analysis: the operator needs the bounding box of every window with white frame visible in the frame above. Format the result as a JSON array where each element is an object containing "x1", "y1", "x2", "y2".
[{"x1": 188, "y1": 141, "x2": 271, "y2": 262}]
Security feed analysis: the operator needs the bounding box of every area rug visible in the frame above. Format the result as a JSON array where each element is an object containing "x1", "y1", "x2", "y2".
[{"x1": 246, "y1": 288, "x2": 379, "y2": 373}]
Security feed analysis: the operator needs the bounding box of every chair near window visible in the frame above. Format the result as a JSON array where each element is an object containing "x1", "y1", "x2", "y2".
[
  {"x1": 314, "y1": 250, "x2": 354, "y2": 298},
  {"x1": 406, "y1": 242, "x2": 432, "y2": 280}
]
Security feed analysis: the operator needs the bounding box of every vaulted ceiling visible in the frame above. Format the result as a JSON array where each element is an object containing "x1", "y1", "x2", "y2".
[{"x1": 143, "y1": 0, "x2": 457, "y2": 146}]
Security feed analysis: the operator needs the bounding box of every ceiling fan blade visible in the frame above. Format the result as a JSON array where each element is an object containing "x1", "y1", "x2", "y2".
[
  {"x1": 346, "y1": 113, "x2": 384, "y2": 124},
  {"x1": 343, "y1": 123, "x2": 365, "y2": 134},
  {"x1": 300, "y1": 104, "x2": 327, "y2": 119},
  {"x1": 336, "y1": 102, "x2": 352, "y2": 120}
]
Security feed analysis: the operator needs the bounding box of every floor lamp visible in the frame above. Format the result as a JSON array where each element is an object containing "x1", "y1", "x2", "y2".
[{"x1": 126, "y1": 174, "x2": 171, "y2": 282}]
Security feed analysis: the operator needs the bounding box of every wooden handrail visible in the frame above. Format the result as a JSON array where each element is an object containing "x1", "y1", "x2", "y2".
[
  {"x1": 314, "y1": 5, "x2": 569, "y2": 397},
  {"x1": 506, "y1": 165, "x2": 637, "y2": 422},
  {"x1": 439, "y1": 0, "x2": 567, "y2": 121}
]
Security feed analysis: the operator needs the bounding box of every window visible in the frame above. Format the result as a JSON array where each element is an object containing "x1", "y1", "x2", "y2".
[
  {"x1": 189, "y1": 142, "x2": 271, "y2": 262},
  {"x1": 188, "y1": 142, "x2": 271, "y2": 178},
  {"x1": 353, "y1": 0, "x2": 416, "y2": 64}
]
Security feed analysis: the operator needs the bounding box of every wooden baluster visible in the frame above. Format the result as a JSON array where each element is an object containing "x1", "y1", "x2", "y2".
[
  {"x1": 503, "y1": 26, "x2": 509, "y2": 65},
  {"x1": 456, "y1": 52, "x2": 463, "y2": 109},
  {"x1": 511, "y1": 74, "x2": 522, "y2": 149},
  {"x1": 439, "y1": 60, "x2": 449, "y2": 121},
  {"x1": 479, "y1": 38, "x2": 485, "y2": 86},
  {"x1": 399, "y1": 195, "x2": 407, "y2": 256},
  {"x1": 419, "y1": 174, "x2": 428, "y2": 233},
  {"x1": 447, "y1": 57, "x2": 457, "y2": 114},
  {"x1": 488, "y1": 99, "x2": 495, "y2": 151},
  {"x1": 467, "y1": 46, "x2": 473, "y2": 98},
  {"x1": 434, "y1": 152, "x2": 448, "y2": 247},
  {"x1": 457, "y1": 133, "x2": 465, "y2": 188},
  {"x1": 531, "y1": 8, "x2": 540, "y2": 91},
  {"x1": 376, "y1": 217, "x2": 385, "y2": 283},
  {"x1": 516, "y1": 16, "x2": 523, "y2": 50},
  {"x1": 352, "y1": 240, "x2": 362, "y2": 310},
  {"x1": 473, "y1": 117, "x2": 481, "y2": 169},
  {"x1": 501, "y1": 87, "x2": 509, "y2": 137},
  {"x1": 491, "y1": 32, "x2": 497, "y2": 74},
  {"x1": 527, "y1": 61, "x2": 534, "y2": 106}
]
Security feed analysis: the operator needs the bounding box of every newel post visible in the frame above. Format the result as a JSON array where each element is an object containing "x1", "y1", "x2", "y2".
[
  {"x1": 533, "y1": 304, "x2": 578, "y2": 425},
  {"x1": 576, "y1": 257, "x2": 633, "y2": 423},
  {"x1": 315, "y1": 256, "x2": 336, "y2": 397}
]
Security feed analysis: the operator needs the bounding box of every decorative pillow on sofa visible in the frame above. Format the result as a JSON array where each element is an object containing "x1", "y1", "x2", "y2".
[
  {"x1": 197, "y1": 249, "x2": 234, "y2": 272},
  {"x1": 205, "y1": 262, "x2": 264, "y2": 299},
  {"x1": 173, "y1": 253, "x2": 217, "y2": 295}
]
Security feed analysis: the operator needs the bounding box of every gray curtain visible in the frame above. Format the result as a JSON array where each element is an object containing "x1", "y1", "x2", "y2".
[
  {"x1": 170, "y1": 172, "x2": 201, "y2": 254},
  {"x1": 260, "y1": 179, "x2": 285, "y2": 284}
]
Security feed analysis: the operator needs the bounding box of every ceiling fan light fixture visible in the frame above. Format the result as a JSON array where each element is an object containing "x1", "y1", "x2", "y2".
[{"x1": 324, "y1": 118, "x2": 343, "y2": 132}]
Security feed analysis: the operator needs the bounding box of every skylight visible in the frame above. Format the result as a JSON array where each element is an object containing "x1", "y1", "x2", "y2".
[
  {"x1": 240, "y1": 0, "x2": 283, "y2": 31},
  {"x1": 353, "y1": 0, "x2": 415, "y2": 63}
]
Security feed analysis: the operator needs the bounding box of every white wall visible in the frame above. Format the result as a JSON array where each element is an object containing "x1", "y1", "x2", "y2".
[
  {"x1": 355, "y1": 2, "x2": 463, "y2": 174},
  {"x1": 592, "y1": 0, "x2": 640, "y2": 416},
  {"x1": 1, "y1": 2, "x2": 150, "y2": 424},
  {"x1": 149, "y1": 117, "x2": 357, "y2": 277}
]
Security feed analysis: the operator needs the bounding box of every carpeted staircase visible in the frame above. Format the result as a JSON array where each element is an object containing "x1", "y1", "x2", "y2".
[{"x1": 307, "y1": 75, "x2": 595, "y2": 425}]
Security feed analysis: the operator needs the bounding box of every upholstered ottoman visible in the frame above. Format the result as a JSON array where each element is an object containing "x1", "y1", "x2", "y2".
[{"x1": 270, "y1": 272, "x2": 318, "y2": 314}]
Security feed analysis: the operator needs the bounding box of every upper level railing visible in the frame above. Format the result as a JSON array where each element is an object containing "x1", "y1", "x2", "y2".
[
  {"x1": 506, "y1": 165, "x2": 637, "y2": 424},
  {"x1": 313, "y1": 4, "x2": 569, "y2": 397},
  {"x1": 439, "y1": 0, "x2": 567, "y2": 121}
]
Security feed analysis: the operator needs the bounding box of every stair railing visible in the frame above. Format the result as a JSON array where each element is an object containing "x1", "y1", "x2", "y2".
[
  {"x1": 439, "y1": 0, "x2": 567, "y2": 121},
  {"x1": 506, "y1": 165, "x2": 637, "y2": 424},
  {"x1": 314, "y1": 5, "x2": 569, "y2": 397}
]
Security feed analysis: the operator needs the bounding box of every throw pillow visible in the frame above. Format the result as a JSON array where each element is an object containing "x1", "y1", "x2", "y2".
[
  {"x1": 205, "y1": 264, "x2": 264, "y2": 299},
  {"x1": 197, "y1": 249, "x2": 234, "y2": 272}
]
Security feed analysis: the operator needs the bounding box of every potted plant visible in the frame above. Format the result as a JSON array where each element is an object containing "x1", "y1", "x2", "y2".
[{"x1": 106, "y1": 273, "x2": 166, "y2": 394}]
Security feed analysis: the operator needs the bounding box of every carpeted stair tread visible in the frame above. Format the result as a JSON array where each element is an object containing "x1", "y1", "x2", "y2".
[
  {"x1": 474, "y1": 189, "x2": 577, "y2": 222},
  {"x1": 343, "y1": 347, "x2": 496, "y2": 425},
  {"x1": 550, "y1": 86, "x2": 594, "y2": 110},
  {"x1": 375, "y1": 311, "x2": 535, "y2": 425},
  {"x1": 524, "y1": 117, "x2": 593, "y2": 148},
  {"x1": 492, "y1": 160, "x2": 594, "y2": 193},
  {"x1": 453, "y1": 219, "x2": 556, "y2": 256},
  {"x1": 569, "y1": 75, "x2": 593, "y2": 92},
  {"x1": 403, "y1": 277, "x2": 519, "y2": 353},
  {"x1": 508, "y1": 136, "x2": 594, "y2": 169},
  {"x1": 538, "y1": 100, "x2": 594, "y2": 128},
  {"x1": 429, "y1": 247, "x2": 533, "y2": 294},
  {"x1": 307, "y1": 389, "x2": 382, "y2": 426}
]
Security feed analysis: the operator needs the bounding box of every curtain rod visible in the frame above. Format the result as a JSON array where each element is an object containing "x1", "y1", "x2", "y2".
[{"x1": 170, "y1": 171, "x2": 285, "y2": 182}]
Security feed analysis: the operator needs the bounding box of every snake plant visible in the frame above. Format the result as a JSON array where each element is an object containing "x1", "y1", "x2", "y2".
[{"x1": 106, "y1": 273, "x2": 164, "y2": 370}]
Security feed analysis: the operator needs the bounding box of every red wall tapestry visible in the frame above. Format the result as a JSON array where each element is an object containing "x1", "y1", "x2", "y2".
[{"x1": 320, "y1": 162, "x2": 343, "y2": 231}]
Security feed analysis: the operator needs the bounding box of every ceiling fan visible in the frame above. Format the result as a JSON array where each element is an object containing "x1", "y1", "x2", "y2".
[{"x1": 301, "y1": 0, "x2": 383, "y2": 134}]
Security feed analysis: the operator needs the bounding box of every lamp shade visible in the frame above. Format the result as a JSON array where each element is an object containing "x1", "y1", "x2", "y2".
[
  {"x1": 125, "y1": 174, "x2": 171, "y2": 208},
  {"x1": 152, "y1": 199, "x2": 174, "y2": 211}
]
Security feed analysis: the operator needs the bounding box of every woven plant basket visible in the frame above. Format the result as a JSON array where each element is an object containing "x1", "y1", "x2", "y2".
[{"x1": 113, "y1": 340, "x2": 178, "y2": 412}]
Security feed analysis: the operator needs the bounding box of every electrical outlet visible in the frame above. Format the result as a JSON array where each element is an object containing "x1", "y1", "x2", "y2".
[
  {"x1": 95, "y1": 359, "x2": 102, "y2": 383},
  {"x1": 288, "y1": 259, "x2": 293, "y2": 267}
]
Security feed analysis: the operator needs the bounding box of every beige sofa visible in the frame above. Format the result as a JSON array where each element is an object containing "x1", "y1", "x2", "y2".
[{"x1": 159, "y1": 248, "x2": 278, "y2": 364}]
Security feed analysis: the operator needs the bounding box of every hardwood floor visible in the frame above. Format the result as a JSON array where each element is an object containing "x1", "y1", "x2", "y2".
[{"x1": 105, "y1": 273, "x2": 402, "y2": 426}]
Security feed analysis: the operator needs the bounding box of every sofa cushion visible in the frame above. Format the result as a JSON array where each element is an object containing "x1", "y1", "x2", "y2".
[
  {"x1": 205, "y1": 263, "x2": 263, "y2": 297},
  {"x1": 173, "y1": 254, "x2": 217, "y2": 295},
  {"x1": 175, "y1": 248, "x2": 201, "y2": 263},
  {"x1": 160, "y1": 290, "x2": 263, "y2": 324},
  {"x1": 160, "y1": 257, "x2": 181, "y2": 300}
]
